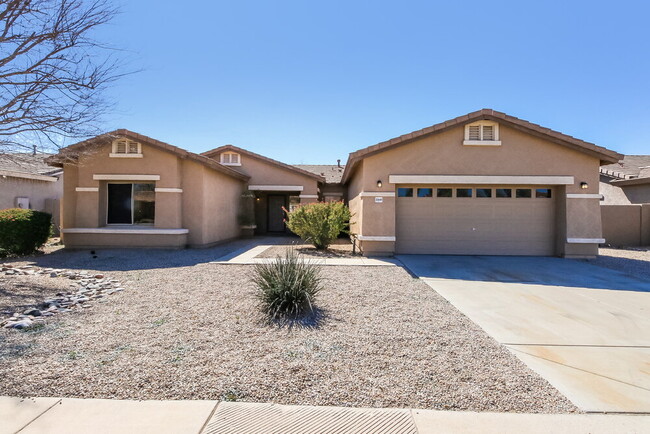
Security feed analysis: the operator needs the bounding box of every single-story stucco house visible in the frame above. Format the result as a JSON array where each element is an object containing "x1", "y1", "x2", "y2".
[
  {"x1": 0, "y1": 153, "x2": 63, "y2": 232},
  {"x1": 47, "y1": 109, "x2": 623, "y2": 257}
]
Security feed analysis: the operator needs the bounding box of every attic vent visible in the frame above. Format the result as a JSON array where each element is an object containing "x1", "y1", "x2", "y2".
[
  {"x1": 468, "y1": 125, "x2": 481, "y2": 141},
  {"x1": 482, "y1": 125, "x2": 494, "y2": 141},
  {"x1": 463, "y1": 121, "x2": 501, "y2": 146},
  {"x1": 110, "y1": 139, "x2": 142, "y2": 157}
]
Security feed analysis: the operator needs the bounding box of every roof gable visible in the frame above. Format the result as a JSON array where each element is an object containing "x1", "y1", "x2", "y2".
[
  {"x1": 341, "y1": 109, "x2": 623, "y2": 184},
  {"x1": 47, "y1": 129, "x2": 250, "y2": 182},
  {"x1": 202, "y1": 145, "x2": 325, "y2": 182}
]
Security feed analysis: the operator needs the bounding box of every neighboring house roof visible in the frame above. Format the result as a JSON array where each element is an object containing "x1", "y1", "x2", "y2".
[
  {"x1": 600, "y1": 155, "x2": 650, "y2": 180},
  {"x1": 341, "y1": 109, "x2": 623, "y2": 184},
  {"x1": 0, "y1": 153, "x2": 62, "y2": 182},
  {"x1": 47, "y1": 129, "x2": 250, "y2": 182},
  {"x1": 293, "y1": 165, "x2": 345, "y2": 184},
  {"x1": 202, "y1": 145, "x2": 325, "y2": 182}
]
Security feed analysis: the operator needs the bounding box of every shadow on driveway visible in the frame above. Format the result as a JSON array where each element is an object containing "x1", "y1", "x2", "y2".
[{"x1": 397, "y1": 255, "x2": 650, "y2": 292}]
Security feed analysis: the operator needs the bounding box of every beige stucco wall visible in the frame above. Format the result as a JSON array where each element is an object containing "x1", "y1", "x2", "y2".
[
  {"x1": 0, "y1": 176, "x2": 62, "y2": 212},
  {"x1": 346, "y1": 123, "x2": 604, "y2": 256},
  {"x1": 0, "y1": 175, "x2": 62, "y2": 230},
  {"x1": 213, "y1": 151, "x2": 319, "y2": 196},
  {"x1": 198, "y1": 161, "x2": 243, "y2": 246},
  {"x1": 347, "y1": 161, "x2": 364, "y2": 238},
  {"x1": 601, "y1": 204, "x2": 650, "y2": 246},
  {"x1": 621, "y1": 184, "x2": 650, "y2": 204},
  {"x1": 61, "y1": 141, "x2": 245, "y2": 249}
]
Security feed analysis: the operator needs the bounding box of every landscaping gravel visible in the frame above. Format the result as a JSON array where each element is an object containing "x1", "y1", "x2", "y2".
[
  {"x1": 583, "y1": 247, "x2": 650, "y2": 280},
  {"x1": 0, "y1": 245, "x2": 576, "y2": 413},
  {"x1": 257, "y1": 241, "x2": 357, "y2": 259}
]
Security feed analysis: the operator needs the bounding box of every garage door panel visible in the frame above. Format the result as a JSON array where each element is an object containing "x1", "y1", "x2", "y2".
[{"x1": 396, "y1": 186, "x2": 556, "y2": 255}]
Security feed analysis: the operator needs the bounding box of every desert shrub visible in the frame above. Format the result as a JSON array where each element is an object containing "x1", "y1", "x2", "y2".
[
  {"x1": 285, "y1": 201, "x2": 351, "y2": 250},
  {"x1": 0, "y1": 208, "x2": 52, "y2": 256},
  {"x1": 253, "y1": 249, "x2": 322, "y2": 320}
]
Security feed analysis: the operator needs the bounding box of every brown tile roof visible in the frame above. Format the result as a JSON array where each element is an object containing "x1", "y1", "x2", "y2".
[
  {"x1": 0, "y1": 153, "x2": 62, "y2": 176},
  {"x1": 46, "y1": 129, "x2": 250, "y2": 182},
  {"x1": 202, "y1": 145, "x2": 325, "y2": 182},
  {"x1": 600, "y1": 155, "x2": 650, "y2": 180},
  {"x1": 341, "y1": 109, "x2": 623, "y2": 184},
  {"x1": 293, "y1": 165, "x2": 345, "y2": 184}
]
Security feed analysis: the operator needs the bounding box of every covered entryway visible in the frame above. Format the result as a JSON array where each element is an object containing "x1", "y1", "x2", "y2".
[{"x1": 396, "y1": 185, "x2": 556, "y2": 255}]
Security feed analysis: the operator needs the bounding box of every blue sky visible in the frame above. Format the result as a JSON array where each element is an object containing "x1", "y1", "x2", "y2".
[{"x1": 95, "y1": 1, "x2": 650, "y2": 163}]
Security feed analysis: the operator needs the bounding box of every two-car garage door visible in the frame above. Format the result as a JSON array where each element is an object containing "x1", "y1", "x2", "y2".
[{"x1": 396, "y1": 186, "x2": 556, "y2": 256}]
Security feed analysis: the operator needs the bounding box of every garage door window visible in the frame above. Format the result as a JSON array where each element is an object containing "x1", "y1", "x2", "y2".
[
  {"x1": 496, "y1": 188, "x2": 512, "y2": 198},
  {"x1": 436, "y1": 188, "x2": 452, "y2": 197},
  {"x1": 516, "y1": 189, "x2": 532, "y2": 198},
  {"x1": 397, "y1": 188, "x2": 413, "y2": 197},
  {"x1": 477, "y1": 188, "x2": 492, "y2": 198},
  {"x1": 536, "y1": 188, "x2": 552, "y2": 198},
  {"x1": 456, "y1": 188, "x2": 472, "y2": 198},
  {"x1": 417, "y1": 188, "x2": 433, "y2": 197}
]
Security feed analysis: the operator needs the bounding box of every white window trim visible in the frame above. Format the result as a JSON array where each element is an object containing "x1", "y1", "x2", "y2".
[
  {"x1": 357, "y1": 235, "x2": 396, "y2": 242},
  {"x1": 220, "y1": 152, "x2": 241, "y2": 166},
  {"x1": 75, "y1": 187, "x2": 99, "y2": 192},
  {"x1": 463, "y1": 121, "x2": 501, "y2": 146},
  {"x1": 94, "y1": 174, "x2": 160, "y2": 181},
  {"x1": 388, "y1": 175, "x2": 574, "y2": 185},
  {"x1": 62, "y1": 228, "x2": 188, "y2": 235},
  {"x1": 155, "y1": 188, "x2": 183, "y2": 193},
  {"x1": 109, "y1": 153, "x2": 143, "y2": 158},
  {"x1": 567, "y1": 238, "x2": 605, "y2": 244},
  {"x1": 566, "y1": 193, "x2": 602, "y2": 199},
  {"x1": 110, "y1": 139, "x2": 142, "y2": 157},
  {"x1": 298, "y1": 194, "x2": 318, "y2": 199},
  {"x1": 248, "y1": 185, "x2": 304, "y2": 191},
  {"x1": 359, "y1": 192, "x2": 396, "y2": 197}
]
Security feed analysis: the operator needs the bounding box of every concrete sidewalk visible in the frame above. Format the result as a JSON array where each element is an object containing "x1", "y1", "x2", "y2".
[{"x1": 3, "y1": 397, "x2": 650, "y2": 434}]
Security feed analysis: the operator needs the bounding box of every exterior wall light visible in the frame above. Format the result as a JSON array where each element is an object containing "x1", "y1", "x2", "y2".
[
  {"x1": 580, "y1": 182, "x2": 589, "y2": 189},
  {"x1": 377, "y1": 180, "x2": 382, "y2": 188}
]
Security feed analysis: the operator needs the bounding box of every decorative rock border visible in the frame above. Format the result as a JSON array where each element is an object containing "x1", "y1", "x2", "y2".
[{"x1": 1, "y1": 264, "x2": 125, "y2": 330}]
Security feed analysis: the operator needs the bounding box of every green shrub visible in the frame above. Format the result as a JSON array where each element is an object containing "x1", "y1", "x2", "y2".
[
  {"x1": 0, "y1": 208, "x2": 52, "y2": 256},
  {"x1": 253, "y1": 249, "x2": 323, "y2": 320},
  {"x1": 284, "y1": 201, "x2": 351, "y2": 250}
]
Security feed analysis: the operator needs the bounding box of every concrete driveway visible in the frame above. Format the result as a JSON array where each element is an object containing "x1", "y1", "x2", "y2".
[{"x1": 398, "y1": 255, "x2": 650, "y2": 413}]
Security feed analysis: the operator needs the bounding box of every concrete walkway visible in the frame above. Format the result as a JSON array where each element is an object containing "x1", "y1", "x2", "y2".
[
  {"x1": 3, "y1": 397, "x2": 649, "y2": 434},
  {"x1": 398, "y1": 255, "x2": 650, "y2": 414},
  {"x1": 211, "y1": 243, "x2": 399, "y2": 266}
]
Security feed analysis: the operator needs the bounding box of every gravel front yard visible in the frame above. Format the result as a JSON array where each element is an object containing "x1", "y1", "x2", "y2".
[
  {"x1": 257, "y1": 239, "x2": 357, "y2": 258},
  {"x1": 0, "y1": 246, "x2": 575, "y2": 413},
  {"x1": 583, "y1": 247, "x2": 650, "y2": 280}
]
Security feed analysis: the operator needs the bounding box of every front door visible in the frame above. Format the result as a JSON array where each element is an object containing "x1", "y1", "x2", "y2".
[{"x1": 267, "y1": 195, "x2": 286, "y2": 233}]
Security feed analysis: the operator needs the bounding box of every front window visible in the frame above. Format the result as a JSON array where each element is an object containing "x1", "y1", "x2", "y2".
[{"x1": 107, "y1": 183, "x2": 155, "y2": 225}]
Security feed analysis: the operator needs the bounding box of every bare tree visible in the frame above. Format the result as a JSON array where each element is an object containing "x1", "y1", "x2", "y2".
[{"x1": 0, "y1": 0, "x2": 125, "y2": 153}]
